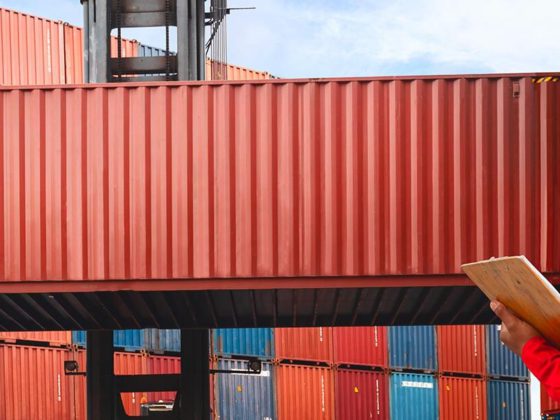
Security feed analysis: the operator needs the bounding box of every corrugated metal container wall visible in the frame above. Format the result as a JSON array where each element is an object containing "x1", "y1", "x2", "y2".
[
  {"x1": 145, "y1": 329, "x2": 181, "y2": 353},
  {"x1": 486, "y1": 325, "x2": 529, "y2": 379},
  {"x1": 275, "y1": 328, "x2": 332, "y2": 363},
  {"x1": 72, "y1": 330, "x2": 144, "y2": 350},
  {"x1": 147, "y1": 354, "x2": 180, "y2": 403},
  {"x1": 113, "y1": 351, "x2": 149, "y2": 416},
  {"x1": 0, "y1": 344, "x2": 78, "y2": 420},
  {"x1": 213, "y1": 328, "x2": 273, "y2": 359},
  {"x1": 0, "y1": 78, "x2": 558, "y2": 282},
  {"x1": 439, "y1": 376, "x2": 487, "y2": 420},
  {"x1": 276, "y1": 364, "x2": 334, "y2": 420},
  {"x1": 487, "y1": 380, "x2": 530, "y2": 420},
  {"x1": 437, "y1": 325, "x2": 485, "y2": 375},
  {"x1": 62, "y1": 23, "x2": 82, "y2": 84},
  {"x1": 390, "y1": 372, "x2": 438, "y2": 420},
  {"x1": 0, "y1": 8, "x2": 65, "y2": 86},
  {"x1": 389, "y1": 326, "x2": 436, "y2": 371},
  {"x1": 335, "y1": 368, "x2": 389, "y2": 420},
  {"x1": 333, "y1": 327, "x2": 387, "y2": 367},
  {"x1": 214, "y1": 359, "x2": 275, "y2": 420},
  {"x1": 0, "y1": 331, "x2": 71, "y2": 344},
  {"x1": 541, "y1": 383, "x2": 560, "y2": 415}
]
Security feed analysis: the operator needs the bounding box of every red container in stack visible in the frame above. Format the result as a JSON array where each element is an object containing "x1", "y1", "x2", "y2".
[
  {"x1": 147, "y1": 354, "x2": 181, "y2": 403},
  {"x1": 437, "y1": 325, "x2": 486, "y2": 375},
  {"x1": 335, "y1": 368, "x2": 389, "y2": 420},
  {"x1": 0, "y1": 331, "x2": 72, "y2": 345},
  {"x1": 275, "y1": 327, "x2": 333, "y2": 363},
  {"x1": 276, "y1": 364, "x2": 334, "y2": 420},
  {"x1": 113, "y1": 352, "x2": 149, "y2": 416},
  {"x1": 0, "y1": 344, "x2": 83, "y2": 420},
  {"x1": 333, "y1": 327, "x2": 387, "y2": 367}
]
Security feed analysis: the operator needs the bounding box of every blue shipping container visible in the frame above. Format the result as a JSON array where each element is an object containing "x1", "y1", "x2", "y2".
[
  {"x1": 72, "y1": 329, "x2": 180, "y2": 352},
  {"x1": 144, "y1": 330, "x2": 181, "y2": 353},
  {"x1": 215, "y1": 359, "x2": 275, "y2": 420},
  {"x1": 486, "y1": 325, "x2": 529, "y2": 379},
  {"x1": 389, "y1": 326, "x2": 437, "y2": 371},
  {"x1": 72, "y1": 330, "x2": 143, "y2": 350},
  {"x1": 487, "y1": 380, "x2": 530, "y2": 420},
  {"x1": 138, "y1": 43, "x2": 176, "y2": 57},
  {"x1": 390, "y1": 372, "x2": 438, "y2": 420},
  {"x1": 213, "y1": 329, "x2": 274, "y2": 359}
]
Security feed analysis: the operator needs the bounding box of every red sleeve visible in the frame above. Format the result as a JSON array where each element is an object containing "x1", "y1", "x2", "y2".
[{"x1": 522, "y1": 336, "x2": 560, "y2": 401}]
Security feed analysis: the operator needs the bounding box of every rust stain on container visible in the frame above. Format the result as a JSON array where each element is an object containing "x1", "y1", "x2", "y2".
[
  {"x1": 0, "y1": 77, "x2": 558, "y2": 287},
  {"x1": 275, "y1": 327, "x2": 333, "y2": 363},
  {"x1": 276, "y1": 364, "x2": 334, "y2": 420},
  {"x1": 439, "y1": 376, "x2": 487, "y2": 420},
  {"x1": 437, "y1": 325, "x2": 485, "y2": 375},
  {"x1": 333, "y1": 327, "x2": 387, "y2": 367}
]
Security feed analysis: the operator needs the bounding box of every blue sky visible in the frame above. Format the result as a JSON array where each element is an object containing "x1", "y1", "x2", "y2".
[{"x1": 2, "y1": 0, "x2": 559, "y2": 78}]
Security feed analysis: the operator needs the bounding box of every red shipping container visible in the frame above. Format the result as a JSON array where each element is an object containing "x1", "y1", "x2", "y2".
[
  {"x1": 114, "y1": 351, "x2": 149, "y2": 416},
  {"x1": 0, "y1": 331, "x2": 71, "y2": 345},
  {"x1": 439, "y1": 376, "x2": 487, "y2": 420},
  {"x1": 437, "y1": 325, "x2": 485, "y2": 375},
  {"x1": 276, "y1": 364, "x2": 334, "y2": 420},
  {"x1": 541, "y1": 383, "x2": 560, "y2": 414},
  {"x1": 335, "y1": 368, "x2": 389, "y2": 420},
  {"x1": 0, "y1": 8, "x2": 66, "y2": 86},
  {"x1": 0, "y1": 344, "x2": 82, "y2": 420},
  {"x1": 0, "y1": 77, "x2": 557, "y2": 287},
  {"x1": 276, "y1": 328, "x2": 333, "y2": 363},
  {"x1": 333, "y1": 327, "x2": 387, "y2": 367},
  {"x1": 147, "y1": 354, "x2": 181, "y2": 404}
]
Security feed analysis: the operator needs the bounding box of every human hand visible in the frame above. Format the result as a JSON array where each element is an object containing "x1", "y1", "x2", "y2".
[{"x1": 490, "y1": 301, "x2": 541, "y2": 356}]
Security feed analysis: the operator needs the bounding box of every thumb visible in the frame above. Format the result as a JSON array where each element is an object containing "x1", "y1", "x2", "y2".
[{"x1": 490, "y1": 301, "x2": 518, "y2": 329}]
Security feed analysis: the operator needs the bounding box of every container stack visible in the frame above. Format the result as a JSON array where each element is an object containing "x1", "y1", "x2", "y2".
[{"x1": 0, "y1": 324, "x2": 537, "y2": 419}]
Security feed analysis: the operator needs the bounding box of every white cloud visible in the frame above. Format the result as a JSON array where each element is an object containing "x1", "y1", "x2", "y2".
[
  {"x1": 1, "y1": 0, "x2": 559, "y2": 77},
  {"x1": 226, "y1": 0, "x2": 560, "y2": 77}
]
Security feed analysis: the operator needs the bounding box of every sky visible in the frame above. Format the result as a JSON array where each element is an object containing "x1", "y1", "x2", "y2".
[{"x1": 2, "y1": 0, "x2": 559, "y2": 78}]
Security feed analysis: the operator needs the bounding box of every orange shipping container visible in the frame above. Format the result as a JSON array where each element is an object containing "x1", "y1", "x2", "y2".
[
  {"x1": 0, "y1": 344, "x2": 82, "y2": 420},
  {"x1": 0, "y1": 76, "x2": 558, "y2": 287},
  {"x1": 276, "y1": 328, "x2": 333, "y2": 363},
  {"x1": 276, "y1": 364, "x2": 334, "y2": 420},
  {"x1": 437, "y1": 325, "x2": 485, "y2": 375},
  {"x1": 0, "y1": 331, "x2": 71, "y2": 345},
  {"x1": 333, "y1": 327, "x2": 387, "y2": 367},
  {"x1": 0, "y1": 8, "x2": 65, "y2": 86},
  {"x1": 147, "y1": 354, "x2": 181, "y2": 404},
  {"x1": 439, "y1": 376, "x2": 487, "y2": 420},
  {"x1": 113, "y1": 351, "x2": 149, "y2": 416}
]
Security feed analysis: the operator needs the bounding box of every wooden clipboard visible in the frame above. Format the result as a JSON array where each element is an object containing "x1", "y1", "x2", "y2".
[{"x1": 462, "y1": 256, "x2": 560, "y2": 348}]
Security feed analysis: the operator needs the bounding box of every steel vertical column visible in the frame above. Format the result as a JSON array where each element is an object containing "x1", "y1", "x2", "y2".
[
  {"x1": 87, "y1": 330, "x2": 115, "y2": 420},
  {"x1": 180, "y1": 329, "x2": 210, "y2": 420},
  {"x1": 177, "y1": 0, "x2": 205, "y2": 81},
  {"x1": 82, "y1": 0, "x2": 110, "y2": 82}
]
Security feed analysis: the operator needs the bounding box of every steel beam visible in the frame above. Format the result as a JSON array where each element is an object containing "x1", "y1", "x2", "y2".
[
  {"x1": 83, "y1": 0, "x2": 110, "y2": 82},
  {"x1": 177, "y1": 0, "x2": 205, "y2": 81},
  {"x1": 180, "y1": 329, "x2": 210, "y2": 420},
  {"x1": 87, "y1": 330, "x2": 115, "y2": 420}
]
